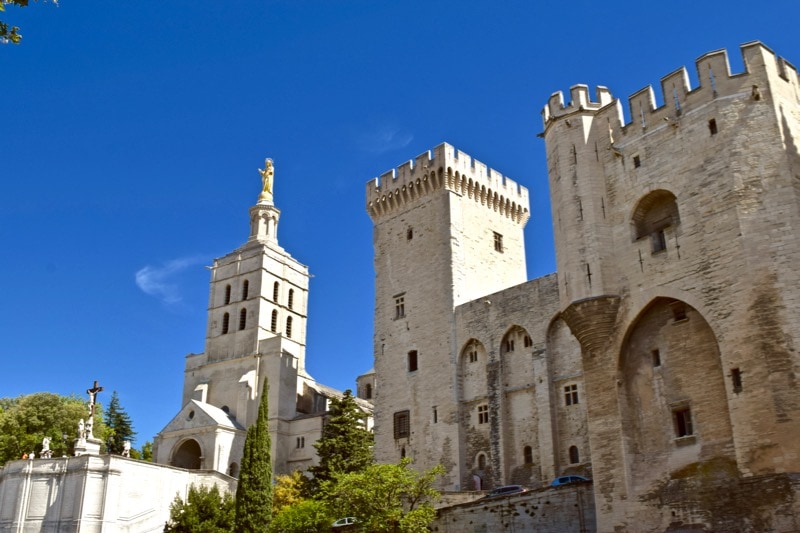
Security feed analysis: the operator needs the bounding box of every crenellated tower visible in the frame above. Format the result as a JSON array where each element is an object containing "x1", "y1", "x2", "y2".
[
  {"x1": 367, "y1": 142, "x2": 530, "y2": 488},
  {"x1": 542, "y1": 42, "x2": 800, "y2": 531}
]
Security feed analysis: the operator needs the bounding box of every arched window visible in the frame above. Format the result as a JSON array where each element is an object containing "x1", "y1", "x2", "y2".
[
  {"x1": 239, "y1": 309, "x2": 247, "y2": 330},
  {"x1": 271, "y1": 310, "x2": 278, "y2": 333},
  {"x1": 477, "y1": 453, "x2": 486, "y2": 470},
  {"x1": 273, "y1": 282, "x2": 280, "y2": 302},
  {"x1": 523, "y1": 445, "x2": 533, "y2": 464},
  {"x1": 228, "y1": 462, "x2": 239, "y2": 478},
  {"x1": 286, "y1": 316, "x2": 293, "y2": 338},
  {"x1": 632, "y1": 190, "x2": 680, "y2": 254},
  {"x1": 569, "y1": 445, "x2": 580, "y2": 464},
  {"x1": 365, "y1": 383, "x2": 373, "y2": 399},
  {"x1": 224, "y1": 284, "x2": 231, "y2": 305},
  {"x1": 288, "y1": 289, "x2": 294, "y2": 309},
  {"x1": 222, "y1": 313, "x2": 230, "y2": 334},
  {"x1": 242, "y1": 280, "x2": 249, "y2": 300}
]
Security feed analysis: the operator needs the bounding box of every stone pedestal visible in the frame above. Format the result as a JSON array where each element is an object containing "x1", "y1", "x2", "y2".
[{"x1": 73, "y1": 438, "x2": 101, "y2": 456}]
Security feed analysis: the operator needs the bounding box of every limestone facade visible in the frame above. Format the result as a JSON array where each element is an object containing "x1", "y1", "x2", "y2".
[{"x1": 368, "y1": 42, "x2": 800, "y2": 531}]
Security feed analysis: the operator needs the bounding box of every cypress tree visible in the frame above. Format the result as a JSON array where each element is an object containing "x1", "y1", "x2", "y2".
[
  {"x1": 104, "y1": 391, "x2": 136, "y2": 455},
  {"x1": 234, "y1": 376, "x2": 272, "y2": 531}
]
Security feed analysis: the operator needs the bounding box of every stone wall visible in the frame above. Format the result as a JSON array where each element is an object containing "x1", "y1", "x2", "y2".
[{"x1": 431, "y1": 484, "x2": 595, "y2": 533}]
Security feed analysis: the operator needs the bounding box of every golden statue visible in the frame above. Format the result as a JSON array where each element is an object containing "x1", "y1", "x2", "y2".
[{"x1": 258, "y1": 158, "x2": 274, "y2": 202}]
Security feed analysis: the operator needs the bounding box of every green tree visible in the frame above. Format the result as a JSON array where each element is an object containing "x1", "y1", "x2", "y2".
[
  {"x1": 136, "y1": 440, "x2": 153, "y2": 461},
  {"x1": 164, "y1": 484, "x2": 235, "y2": 533},
  {"x1": 323, "y1": 459, "x2": 444, "y2": 533},
  {"x1": 104, "y1": 391, "x2": 137, "y2": 455},
  {"x1": 0, "y1": 0, "x2": 54, "y2": 45},
  {"x1": 234, "y1": 377, "x2": 273, "y2": 531},
  {"x1": 0, "y1": 392, "x2": 108, "y2": 464},
  {"x1": 268, "y1": 498, "x2": 332, "y2": 533},
  {"x1": 308, "y1": 390, "x2": 373, "y2": 493}
]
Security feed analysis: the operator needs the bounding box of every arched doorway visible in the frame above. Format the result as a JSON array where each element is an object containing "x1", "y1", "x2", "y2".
[{"x1": 171, "y1": 439, "x2": 202, "y2": 469}]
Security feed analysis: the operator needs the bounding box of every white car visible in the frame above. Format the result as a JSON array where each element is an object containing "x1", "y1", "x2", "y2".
[{"x1": 332, "y1": 517, "x2": 358, "y2": 528}]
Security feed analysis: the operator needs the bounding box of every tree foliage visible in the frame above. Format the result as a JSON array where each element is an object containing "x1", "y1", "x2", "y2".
[
  {"x1": 273, "y1": 470, "x2": 310, "y2": 514},
  {"x1": 0, "y1": 392, "x2": 108, "y2": 464},
  {"x1": 308, "y1": 389, "x2": 373, "y2": 493},
  {"x1": 268, "y1": 498, "x2": 332, "y2": 533},
  {"x1": 324, "y1": 459, "x2": 444, "y2": 533},
  {"x1": 104, "y1": 391, "x2": 137, "y2": 455},
  {"x1": 234, "y1": 377, "x2": 273, "y2": 532},
  {"x1": 164, "y1": 484, "x2": 234, "y2": 533},
  {"x1": 0, "y1": 0, "x2": 55, "y2": 45}
]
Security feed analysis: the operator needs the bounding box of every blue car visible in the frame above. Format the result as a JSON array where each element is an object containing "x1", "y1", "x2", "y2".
[{"x1": 550, "y1": 475, "x2": 590, "y2": 487}]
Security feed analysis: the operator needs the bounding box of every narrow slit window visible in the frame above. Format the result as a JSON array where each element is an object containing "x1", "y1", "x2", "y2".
[
  {"x1": 408, "y1": 350, "x2": 418, "y2": 372},
  {"x1": 652, "y1": 349, "x2": 661, "y2": 367},
  {"x1": 732, "y1": 368, "x2": 743, "y2": 393},
  {"x1": 286, "y1": 316, "x2": 293, "y2": 338},
  {"x1": 273, "y1": 282, "x2": 280, "y2": 302},
  {"x1": 633, "y1": 155, "x2": 641, "y2": 168},
  {"x1": 364, "y1": 383, "x2": 372, "y2": 399},
  {"x1": 270, "y1": 310, "x2": 278, "y2": 333},
  {"x1": 407, "y1": 228, "x2": 413, "y2": 240},
  {"x1": 241, "y1": 280, "x2": 249, "y2": 300},
  {"x1": 239, "y1": 308, "x2": 247, "y2": 330},
  {"x1": 222, "y1": 312, "x2": 230, "y2": 334},
  {"x1": 708, "y1": 118, "x2": 718, "y2": 135},
  {"x1": 288, "y1": 289, "x2": 294, "y2": 310},
  {"x1": 224, "y1": 284, "x2": 231, "y2": 305}
]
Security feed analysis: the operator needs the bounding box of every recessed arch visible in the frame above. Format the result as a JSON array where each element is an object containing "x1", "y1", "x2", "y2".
[
  {"x1": 171, "y1": 439, "x2": 202, "y2": 470},
  {"x1": 631, "y1": 189, "x2": 680, "y2": 243}
]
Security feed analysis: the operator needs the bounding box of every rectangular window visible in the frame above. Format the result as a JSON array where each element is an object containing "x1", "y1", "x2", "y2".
[
  {"x1": 564, "y1": 384, "x2": 579, "y2": 406},
  {"x1": 633, "y1": 155, "x2": 641, "y2": 168},
  {"x1": 407, "y1": 228, "x2": 413, "y2": 240},
  {"x1": 504, "y1": 339, "x2": 515, "y2": 352},
  {"x1": 408, "y1": 350, "x2": 418, "y2": 372},
  {"x1": 493, "y1": 232, "x2": 504, "y2": 253},
  {"x1": 708, "y1": 118, "x2": 718, "y2": 135},
  {"x1": 468, "y1": 350, "x2": 478, "y2": 363},
  {"x1": 523, "y1": 335, "x2": 532, "y2": 348},
  {"x1": 296, "y1": 436, "x2": 305, "y2": 448},
  {"x1": 393, "y1": 410, "x2": 410, "y2": 439},
  {"x1": 394, "y1": 295, "x2": 405, "y2": 319},
  {"x1": 673, "y1": 407, "x2": 693, "y2": 437},
  {"x1": 732, "y1": 368, "x2": 743, "y2": 393},
  {"x1": 651, "y1": 229, "x2": 667, "y2": 253},
  {"x1": 478, "y1": 405, "x2": 489, "y2": 424}
]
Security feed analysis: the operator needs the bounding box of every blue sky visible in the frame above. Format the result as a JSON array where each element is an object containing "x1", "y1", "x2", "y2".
[{"x1": 3, "y1": 1, "x2": 798, "y2": 447}]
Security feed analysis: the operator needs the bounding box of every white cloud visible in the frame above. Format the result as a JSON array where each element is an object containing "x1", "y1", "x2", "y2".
[
  {"x1": 135, "y1": 256, "x2": 205, "y2": 305},
  {"x1": 355, "y1": 123, "x2": 413, "y2": 154}
]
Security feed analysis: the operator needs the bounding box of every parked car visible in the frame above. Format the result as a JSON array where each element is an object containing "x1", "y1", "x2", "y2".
[
  {"x1": 481, "y1": 484, "x2": 529, "y2": 499},
  {"x1": 332, "y1": 517, "x2": 358, "y2": 528},
  {"x1": 550, "y1": 475, "x2": 590, "y2": 487}
]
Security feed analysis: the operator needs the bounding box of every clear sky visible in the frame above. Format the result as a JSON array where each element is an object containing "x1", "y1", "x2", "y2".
[{"x1": 3, "y1": 1, "x2": 798, "y2": 447}]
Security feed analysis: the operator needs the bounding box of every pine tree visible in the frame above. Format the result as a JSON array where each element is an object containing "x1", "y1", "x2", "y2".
[
  {"x1": 308, "y1": 389, "x2": 373, "y2": 493},
  {"x1": 235, "y1": 376, "x2": 273, "y2": 531},
  {"x1": 104, "y1": 391, "x2": 136, "y2": 455}
]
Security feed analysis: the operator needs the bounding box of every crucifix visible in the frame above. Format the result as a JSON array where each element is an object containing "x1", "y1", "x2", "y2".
[{"x1": 85, "y1": 380, "x2": 103, "y2": 440}]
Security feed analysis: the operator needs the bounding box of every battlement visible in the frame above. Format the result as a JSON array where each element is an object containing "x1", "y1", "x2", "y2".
[
  {"x1": 366, "y1": 143, "x2": 529, "y2": 224},
  {"x1": 542, "y1": 42, "x2": 800, "y2": 131}
]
